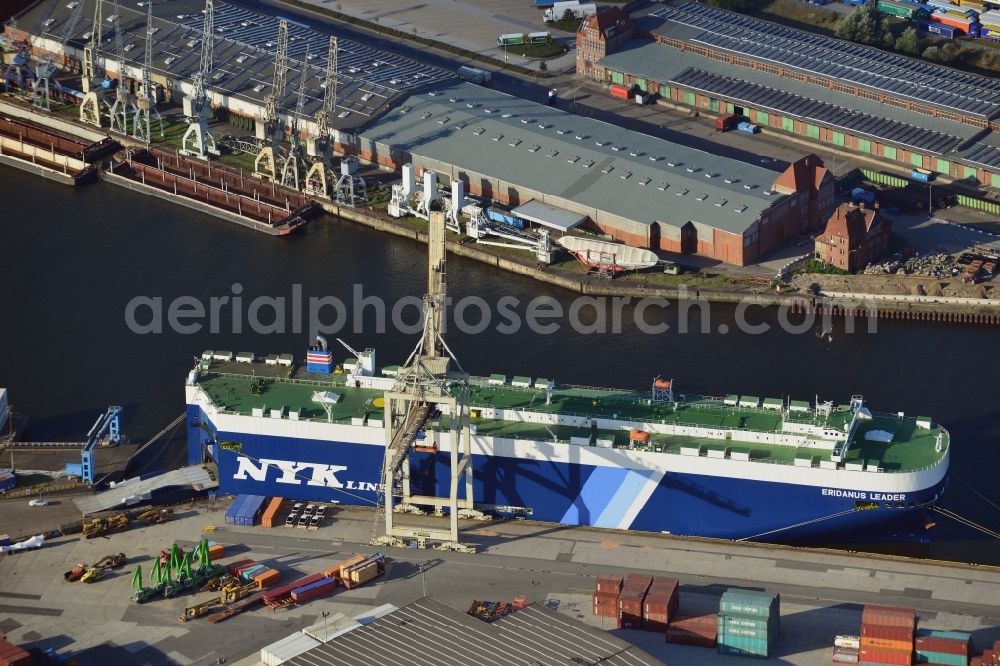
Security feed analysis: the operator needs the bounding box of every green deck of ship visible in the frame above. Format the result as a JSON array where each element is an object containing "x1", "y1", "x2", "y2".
[{"x1": 193, "y1": 361, "x2": 948, "y2": 473}]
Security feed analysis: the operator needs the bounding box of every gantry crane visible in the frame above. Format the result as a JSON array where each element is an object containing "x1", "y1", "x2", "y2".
[
  {"x1": 80, "y1": 405, "x2": 122, "y2": 484},
  {"x1": 304, "y1": 36, "x2": 337, "y2": 197},
  {"x1": 279, "y1": 47, "x2": 308, "y2": 190},
  {"x1": 179, "y1": 0, "x2": 218, "y2": 159},
  {"x1": 132, "y1": 0, "x2": 163, "y2": 143},
  {"x1": 33, "y1": 0, "x2": 87, "y2": 111},
  {"x1": 370, "y1": 211, "x2": 486, "y2": 553},
  {"x1": 79, "y1": 0, "x2": 107, "y2": 125},
  {"x1": 108, "y1": 0, "x2": 136, "y2": 135},
  {"x1": 254, "y1": 19, "x2": 288, "y2": 182}
]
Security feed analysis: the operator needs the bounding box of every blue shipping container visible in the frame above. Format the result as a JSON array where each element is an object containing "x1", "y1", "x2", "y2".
[
  {"x1": 911, "y1": 169, "x2": 933, "y2": 182},
  {"x1": 917, "y1": 19, "x2": 956, "y2": 37},
  {"x1": 916, "y1": 629, "x2": 971, "y2": 641},
  {"x1": 225, "y1": 494, "x2": 251, "y2": 525},
  {"x1": 292, "y1": 577, "x2": 337, "y2": 596},
  {"x1": 236, "y1": 494, "x2": 266, "y2": 526}
]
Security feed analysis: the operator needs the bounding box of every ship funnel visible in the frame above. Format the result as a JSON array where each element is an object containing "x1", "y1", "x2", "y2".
[{"x1": 316, "y1": 335, "x2": 328, "y2": 351}]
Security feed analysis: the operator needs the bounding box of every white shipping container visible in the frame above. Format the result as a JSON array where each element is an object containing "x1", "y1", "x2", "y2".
[{"x1": 260, "y1": 633, "x2": 321, "y2": 666}]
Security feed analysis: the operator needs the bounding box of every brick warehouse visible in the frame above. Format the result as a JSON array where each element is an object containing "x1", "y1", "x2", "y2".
[
  {"x1": 356, "y1": 81, "x2": 834, "y2": 266},
  {"x1": 583, "y1": 1, "x2": 1000, "y2": 190}
]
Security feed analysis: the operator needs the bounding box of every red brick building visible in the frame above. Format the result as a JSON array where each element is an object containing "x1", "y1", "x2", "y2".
[
  {"x1": 576, "y1": 8, "x2": 634, "y2": 79},
  {"x1": 814, "y1": 202, "x2": 891, "y2": 272}
]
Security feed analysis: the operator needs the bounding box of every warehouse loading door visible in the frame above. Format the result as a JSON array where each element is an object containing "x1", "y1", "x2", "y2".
[{"x1": 680, "y1": 222, "x2": 697, "y2": 255}]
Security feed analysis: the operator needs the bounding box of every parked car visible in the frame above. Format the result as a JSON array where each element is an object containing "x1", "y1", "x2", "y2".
[
  {"x1": 28, "y1": 498, "x2": 48, "y2": 507},
  {"x1": 285, "y1": 512, "x2": 299, "y2": 527},
  {"x1": 308, "y1": 515, "x2": 321, "y2": 530},
  {"x1": 315, "y1": 505, "x2": 327, "y2": 518},
  {"x1": 304, "y1": 503, "x2": 317, "y2": 513},
  {"x1": 297, "y1": 514, "x2": 310, "y2": 528},
  {"x1": 291, "y1": 502, "x2": 304, "y2": 513}
]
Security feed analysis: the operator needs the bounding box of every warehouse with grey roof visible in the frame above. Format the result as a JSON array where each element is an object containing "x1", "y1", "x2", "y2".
[{"x1": 582, "y1": 0, "x2": 1000, "y2": 190}]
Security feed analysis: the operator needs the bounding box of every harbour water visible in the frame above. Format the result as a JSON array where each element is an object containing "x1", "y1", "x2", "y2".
[{"x1": 2, "y1": 164, "x2": 998, "y2": 563}]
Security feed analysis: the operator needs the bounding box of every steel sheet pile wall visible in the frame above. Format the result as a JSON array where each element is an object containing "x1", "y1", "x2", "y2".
[
  {"x1": 617, "y1": 574, "x2": 652, "y2": 629},
  {"x1": 858, "y1": 604, "x2": 916, "y2": 666},
  {"x1": 717, "y1": 589, "x2": 780, "y2": 659},
  {"x1": 593, "y1": 574, "x2": 623, "y2": 617},
  {"x1": 643, "y1": 577, "x2": 680, "y2": 632}
]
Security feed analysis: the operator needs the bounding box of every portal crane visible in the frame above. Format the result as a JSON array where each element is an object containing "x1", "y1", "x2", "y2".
[
  {"x1": 81, "y1": 405, "x2": 122, "y2": 484},
  {"x1": 108, "y1": 0, "x2": 136, "y2": 135},
  {"x1": 179, "y1": 0, "x2": 218, "y2": 159},
  {"x1": 33, "y1": 0, "x2": 87, "y2": 110},
  {"x1": 79, "y1": 0, "x2": 107, "y2": 125},
  {"x1": 254, "y1": 19, "x2": 288, "y2": 181},
  {"x1": 304, "y1": 36, "x2": 337, "y2": 197},
  {"x1": 132, "y1": 0, "x2": 163, "y2": 142},
  {"x1": 279, "y1": 48, "x2": 308, "y2": 190}
]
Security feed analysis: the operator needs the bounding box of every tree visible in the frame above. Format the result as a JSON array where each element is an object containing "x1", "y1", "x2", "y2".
[
  {"x1": 895, "y1": 27, "x2": 919, "y2": 53},
  {"x1": 707, "y1": 0, "x2": 754, "y2": 11},
  {"x1": 939, "y1": 41, "x2": 961, "y2": 63},
  {"x1": 562, "y1": 8, "x2": 575, "y2": 23},
  {"x1": 836, "y1": 3, "x2": 887, "y2": 46},
  {"x1": 922, "y1": 45, "x2": 941, "y2": 61}
]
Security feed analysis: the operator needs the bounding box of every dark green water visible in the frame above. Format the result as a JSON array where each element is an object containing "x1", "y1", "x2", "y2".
[{"x1": 1, "y1": 164, "x2": 998, "y2": 563}]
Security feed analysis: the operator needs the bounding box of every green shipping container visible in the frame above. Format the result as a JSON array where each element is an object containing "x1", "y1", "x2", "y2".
[
  {"x1": 718, "y1": 640, "x2": 769, "y2": 658},
  {"x1": 914, "y1": 652, "x2": 967, "y2": 666},
  {"x1": 916, "y1": 629, "x2": 971, "y2": 641}
]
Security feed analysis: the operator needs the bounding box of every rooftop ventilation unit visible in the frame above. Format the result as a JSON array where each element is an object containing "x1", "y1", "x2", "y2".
[
  {"x1": 735, "y1": 205, "x2": 748, "y2": 213},
  {"x1": 696, "y1": 193, "x2": 708, "y2": 201},
  {"x1": 686, "y1": 166, "x2": 699, "y2": 173},
  {"x1": 501, "y1": 113, "x2": 513, "y2": 118},
  {"x1": 484, "y1": 106, "x2": 496, "y2": 113},
  {"x1": 547, "y1": 149, "x2": 558, "y2": 157},
  {"x1": 612, "y1": 145, "x2": 623, "y2": 152},
  {"x1": 649, "y1": 155, "x2": 661, "y2": 161},
  {"x1": 595, "y1": 140, "x2": 608, "y2": 147},
  {"x1": 621, "y1": 171, "x2": 632, "y2": 180},
  {"x1": 583, "y1": 160, "x2": 594, "y2": 168},
  {"x1": 252, "y1": 83, "x2": 266, "y2": 92},
  {"x1": 361, "y1": 93, "x2": 373, "y2": 101},
  {"x1": 521, "y1": 118, "x2": 532, "y2": 124},
  {"x1": 164, "y1": 56, "x2": 176, "y2": 65},
  {"x1": 337, "y1": 110, "x2": 350, "y2": 118},
  {"x1": 420, "y1": 111, "x2": 431, "y2": 119},
  {"x1": 657, "y1": 182, "x2": 669, "y2": 191},
  {"x1": 556, "y1": 128, "x2": 568, "y2": 135},
  {"x1": 568, "y1": 156, "x2": 579, "y2": 164},
  {"x1": 236, "y1": 55, "x2": 249, "y2": 64},
  {"x1": 629, "y1": 150, "x2": 641, "y2": 157},
  {"x1": 715, "y1": 199, "x2": 727, "y2": 207},
  {"x1": 575, "y1": 134, "x2": 585, "y2": 140},
  {"x1": 705, "y1": 172, "x2": 716, "y2": 178},
  {"x1": 438, "y1": 117, "x2": 449, "y2": 125},
  {"x1": 640, "y1": 177, "x2": 651, "y2": 186},
  {"x1": 601, "y1": 165, "x2": 614, "y2": 174},
  {"x1": 492, "y1": 133, "x2": 503, "y2": 141},
  {"x1": 676, "y1": 188, "x2": 688, "y2": 196},
  {"x1": 724, "y1": 177, "x2": 738, "y2": 184},
  {"x1": 473, "y1": 127, "x2": 485, "y2": 135},
  {"x1": 509, "y1": 138, "x2": 521, "y2": 147},
  {"x1": 744, "y1": 184, "x2": 756, "y2": 190},
  {"x1": 528, "y1": 145, "x2": 540, "y2": 152}
]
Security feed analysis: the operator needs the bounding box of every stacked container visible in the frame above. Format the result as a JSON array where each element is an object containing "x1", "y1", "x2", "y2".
[
  {"x1": 291, "y1": 577, "x2": 338, "y2": 603},
  {"x1": 860, "y1": 604, "x2": 915, "y2": 666},
  {"x1": 642, "y1": 577, "x2": 679, "y2": 632},
  {"x1": 0, "y1": 635, "x2": 30, "y2": 666},
  {"x1": 970, "y1": 640, "x2": 1000, "y2": 665},
  {"x1": 717, "y1": 589, "x2": 780, "y2": 659},
  {"x1": 592, "y1": 574, "x2": 623, "y2": 618},
  {"x1": 225, "y1": 495, "x2": 249, "y2": 525},
  {"x1": 914, "y1": 629, "x2": 970, "y2": 665},
  {"x1": 617, "y1": 575, "x2": 652, "y2": 629},
  {"x1": 666, "y1": 613, "x2": 718, "y2": 647},
  {"x1": 227, "y1": 559, "x2": 254, "y2": 577},
  {"x1": 240, "y1": 564, "x2": 269, "y2": 583},
  {"x1": 261, "y1": 497, "x2": 283, "y2": 528},
  {"x1": 253, "y1": 568, "x2": 281, "y2": 589},
  {"x1": 263, "y1": 573, "x2": 326, "y2": 605},
  {"x1": 834, "y1": 635, "x2": 861, "y2": 664}
]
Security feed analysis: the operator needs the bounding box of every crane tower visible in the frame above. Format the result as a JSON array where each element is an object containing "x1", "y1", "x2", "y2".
[
  {"x1": 79, "y1": 0, "x2": 107, "y2": 125},
  {"x1": 179, "y1": 0, "x2": 219, "y2": 159},
  {"x1": 304, "y1": 36, "x2": 337, "y2": 197},
  {"x1": 279, "y1": 48, "x2": 308, "y2": 190},
  {"x1": 33, "y1": 0, "x2": 86, "y2": 111},
  {"x1": 253, "y1": 19, "x2": 288, "y2": 182},
  {"x1": 108, "y1": 0, "x2": 137, "y2": 135},
  {"x1": 132, "y1": 0, "x2": 163, "y2": 143},
  {"x1": 370, "y1": 211, "x2": 486, "y2": 553}
]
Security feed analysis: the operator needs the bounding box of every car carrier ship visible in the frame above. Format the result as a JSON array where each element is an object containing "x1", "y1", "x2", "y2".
[{"x1": 185, "y1": 218, "x2": 949, "y2": 546}]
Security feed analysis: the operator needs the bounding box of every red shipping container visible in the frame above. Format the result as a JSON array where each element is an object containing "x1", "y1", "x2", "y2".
[
  {"x1": 969, "y1": 657, "x2": 982, "y2": 666},
  {"x1": 643, "y1": 611, "x2": 670, "y2": 633},
  {"x1": 263, "y1": 573, "x2": 326, "y2": 603},
  {"x1": 914, "y1": 636, "x2": 968, "y2": 654},
  {"x1": 862, "y1": 625, "x2": 914, "y2": 641},
  {"x1": 862, "y1": 604, "x2": 916, "y2": 628},
  {"x1": 859, "y1": 645, "x2": 913, "y2": 665},
  {"x1": 291, "y1": 578, "x2": 337, "y2": 603},
  {"x1": 593, "y1": 592, "x2": 618, "y2": 617},
  {"x1": 618, "y1": 588, "x2": 646, "y2": 629},
  {"x1": 623, "y1": 574, "x2": 652, "y2": 591},
  {"x1": 610, "y1": 84, "x2": 630, "y2": 100},
  {"x1": 227, "y1": 559, "x2": 254, "y2": 576},
  {"x1": 594, "y1": 574, "x2": 623, "y2": 595}
]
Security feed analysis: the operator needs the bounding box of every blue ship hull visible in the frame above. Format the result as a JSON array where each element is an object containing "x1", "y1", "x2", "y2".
[{"x1": 188, "y1": 406, "x2": 944, "y2": 545}]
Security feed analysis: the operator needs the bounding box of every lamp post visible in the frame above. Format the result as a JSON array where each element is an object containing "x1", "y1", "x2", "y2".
[{"x1": 322, "y1": 610, "x2": 330, "y2": 641}]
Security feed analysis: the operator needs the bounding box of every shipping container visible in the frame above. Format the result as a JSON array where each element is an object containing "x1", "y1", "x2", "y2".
[
  {"x1": 913, "y1": 651, "x2": 967, "y2": 665},
  {"x1": 485, "y1": 207, "x2": 526, "y2": 229},
  {"x1": 719, "y1": 590, "x2": 779, "y2": 618},
  {"x1": 594, "y1": 574, "x2": 624, "y2": 595},
  {"x1": 263, "y1": 573, "x2": 327, "y2": 603},
  {"x1": 237, "y1": 495, "x2": 267, "y2": 526},
  {"x1": 227, "y1": 559, "x2": 254, "y2": 577},
  {"x1": 291, "y1": 577, "x2": 338, "y2": 603},
  {"x1": 837, "y1": 636, "x2": 862, "y2": 650},
  {"x1": 715, "y1": 114, "x2": 741, "y2": 131},
  {"x1": 623, "y1": 574, "x2": 653, "y2": 592},
  {"x1": 916, "y1": 629, "x2": 971, "y2": 642},
  {"x1": 593, "y1": 591, "x2": 618, "y2": 617},
  {"x1": 241, "y1": 564, "x2": 269, "y2": 583},
  {"x1": 261, "y1": 497, "x2": 283, "y2": 528},
  {"x1": 834, "y1": 647, "x2": 861, "y2": 663},
  {"x1": 207, "y1": 543, "x2": 224, "y2": 561},
  {"x1": 254, "y1": 568, "x2": 281, "y2": 589},
  {"x1": 610, "y1": 84, "x2": 631, "y2": 100},
  {"x1": 225, "y1": 495, "x2": 250, "y2": 525},
  {"x1": 719, "y1": 615, "x2": 774, "y2": 641},
  {"x1": 666, "y1": 614, "x2": 718, "y2": 648},
  {"x1": 915, "y1": 635, "x2": 969, "y2": 654},
  {"x1": 859, "y1": 645, "x2": 914, "y2": 665},
  {"x1": 457, "y1": 66, "x2": 491, "y2": 85},
  {"x1": 862, "y1": 625, "x2": 915, "y2": 641},
  {"x1": 862, "y1": 605, "x2": 917, "y2": 629},
  {"x1": 917, "y1": 19, "x2": 957, "y2": 37},
  {"x1": 718, "y1": 641, "x2": 769, "y2": 658},
  {"x1": 617, "y1": 587, "x2": 646, "y2": 629}
]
